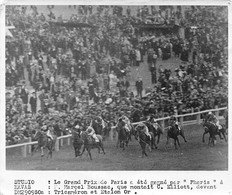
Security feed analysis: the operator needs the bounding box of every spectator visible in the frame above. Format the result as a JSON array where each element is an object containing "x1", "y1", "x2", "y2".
[{"x1": 135, "y1": 77, "x2": 143, "y2": 99}]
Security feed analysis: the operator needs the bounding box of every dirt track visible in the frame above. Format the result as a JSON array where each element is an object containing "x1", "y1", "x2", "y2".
[{"x1": 6, "y1": 124, "x2": 228, "y2": 170}]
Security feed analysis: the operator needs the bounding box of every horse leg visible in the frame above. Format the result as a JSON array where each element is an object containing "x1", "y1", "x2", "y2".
[
  {"x1": 208, "y1": 136, "x2": 212, "y2": 146},
  {"x1": 166, "y1": 136, "x2": 170, "y2": 149},
  {"x1": 152, "y1": 137, "x2": 157, "y2": 149},
  {"x1": 116, "y1": 140, "x2": 120, "y2": 148},
  {"x1": 202, "y1": 131, "x2": 207, "y2": 143},
  {"x1": 150, "y1": 138, "x2": 154, "y2": 150},
  {"x1": 180, "y1": 131, "x2": 187, "y2": 142},
  {"x1": 41, "y1": 147, "x2": 44, "y2": 157},
  {"x1": 50, "y1": 149, "x2": 52, "y2": 158},
  {"x1": 148, "y1": 140, "x2": 152, "y2": 152},
  {"x1": 80, "y1": 146, "x2": 86, "y2": 157},
  {"x1": 74, "y1": 147, "x2": 77, "y2": 157},
  {"x1": 47, "y1": 148, "x2": 52, "y2": 159},
  {"x1": 174, "y1": 139, "x2": 177, "y2": 149},
  {"x1": 140, "y1": 143, "x2": 145, "y2": 158},
  {"x1": 176, "y1": 137, "x2": 180, "y2": 148},
  {"x1": 222, "y1": 132, "x2": 227, "y2": 142},
  {"x1": 143, "y1": 144, "x2": 148, "y2": 157},
  {"x1": 157, "y1": 134, "x2": 161, "y2": 145},
  {"x1": 100, "y1": 143, "x2": 105, "y2": 154},
  {"x1": 40, "y1": 147, "x2": 44, "y2": 163},
  {"x1": 97, "y1": 144, "x2": 101, "y2": 154},
  {"x1": 87, "y1": 148, "x2": 92, "y2": 160},
  {"x1": 209, "y1": 136, "x2": 214, "y2": 146}
]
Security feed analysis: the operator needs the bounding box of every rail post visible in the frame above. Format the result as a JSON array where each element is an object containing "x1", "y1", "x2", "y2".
[
  {"x1": 22, "y1": 145, "x2": 27, "y2": 158},
  {"x1": 55, "y1": 139, "x2": 59, "y2": 151},
  {"x1": 161, "y1": 119, "x2": 165, "y2": 129},
  {"x1": 196, "y1": 108, "x2": 201, "y2": 124},
  {"x1": 161, "y1": 114, "x2": 165, "y2": 129},
  {"x1": 67, "y1": 136, "x2": 71, "y2": 146},
  {"x1": 115, "y1": 130, "x2": 118, "y2": 142},
  {"x1": 60, "y1": 132, "x2": 64, "y2": 147},
  {"x1": 180, "y1": 116, "x2": 183, "y2": 126},
  {"x1": 109, "y1": 127, "x2": 114, "y2": 141},
  {"x1": 215, "y1": 106, "x2": 219, "y2": 118},
  {"x1": 28, "y1": 137, "x2": 32, "y2": 155}
]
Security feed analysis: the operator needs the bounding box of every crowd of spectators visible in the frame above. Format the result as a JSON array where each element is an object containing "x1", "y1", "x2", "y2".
[{"x1": 5, "y1": 5, "x2": 228, "y2": 145}]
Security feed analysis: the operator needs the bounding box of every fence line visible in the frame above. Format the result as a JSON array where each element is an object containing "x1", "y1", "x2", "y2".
[{"x1": 6, "y1": 107, "x2": 227, "y2": 157}]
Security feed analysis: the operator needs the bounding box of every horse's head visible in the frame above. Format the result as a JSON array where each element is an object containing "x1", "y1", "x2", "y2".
[
  {"x1": 169, "y1": 124, "x2": 178, "y2": 133},
  {"x1": 202, "y1": 118, "x2": 207, "y2": 126},
  {"x1": 80, "y1": 130, "x2": 88, "y2": 140}
]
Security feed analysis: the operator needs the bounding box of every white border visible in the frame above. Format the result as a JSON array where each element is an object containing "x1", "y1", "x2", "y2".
[{"x1": 0, "y1": 1, "x2": 231, "y2": 195}]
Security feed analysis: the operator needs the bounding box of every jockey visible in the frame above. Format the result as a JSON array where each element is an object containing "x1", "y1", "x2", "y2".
[
  {"x1": 117, "y1": 114, "x2": 132, "y2": 133},
  {"x1": 206, "y1": 112, "x2": 222, "y2": 130},
  {"x1": 42, "y1": 125, "x2": 53, "y2": 140},
  {"x1": 149, "y1": 115, "x2": 159, "y2": 130},
  {"x1": 85, "y1": 126, "x2": 99, "y2": 143},
  {"x1": 169, "y1": 115, "x2": 181, "y2": 132},
  {"x1": 137, "y1": 123, "x2": 151, "y2": 140}
]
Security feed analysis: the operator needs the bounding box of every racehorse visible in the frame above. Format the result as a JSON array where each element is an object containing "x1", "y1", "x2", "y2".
[
  {"x1": 71, "y1": 130, "x2": 84, "y2": 158},
  {"x1": 166, "y1": 124, "x2": 187, "y2": 149},
  {"x1": 202, "y1": 121, "x2": 220, "y2": 146},
  {"x1": 80, "y1": 131, "x2": 105, "y2": 160},
  {"x1": 33, "y1": 130, "x2": 57, "y2": 160},
  {"x1": 134, "y1": 123, "x2": 156, "y2": 157},
  {"x1": 144, "y1": 121, "x2": 163, "y2": 146},
  {"x1": 202, "y1": 123, "x2": 227, "y2": 143},
  {"x1": 116, "y1": 120, "x2": 130, "y2": 150}
]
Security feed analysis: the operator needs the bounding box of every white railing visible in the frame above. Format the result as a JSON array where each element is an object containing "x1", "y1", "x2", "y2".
[{"x1": 6, "y1": 106, "x2": 227, "y2": 157}]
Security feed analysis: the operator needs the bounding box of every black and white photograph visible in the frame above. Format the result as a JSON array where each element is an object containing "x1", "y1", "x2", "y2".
[
  {"x1": 1, "y1": 1, "x2": 232, "y2": 194},
  {"x1": 4, "y1": 3, "x2": 229, "y2": 172}
]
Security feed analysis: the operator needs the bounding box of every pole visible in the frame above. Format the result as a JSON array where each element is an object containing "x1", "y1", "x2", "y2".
[
  {"x1": 28, "y1": 137, "x2": 32, "y2": 155},
  {"x1": 55, "y1": 139, "x2": 59, "y2": 151},
  {"x1": 60, "y1": 132, "x2": 64, "y2": 147}
]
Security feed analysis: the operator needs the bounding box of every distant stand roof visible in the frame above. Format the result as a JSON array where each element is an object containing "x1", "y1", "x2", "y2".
[
  {"x1": 50, "y1": 21, "x2": 94, "y2": 28},
  {"x1": 135, "y1": 23, "x2": 180, "y2": 30}
]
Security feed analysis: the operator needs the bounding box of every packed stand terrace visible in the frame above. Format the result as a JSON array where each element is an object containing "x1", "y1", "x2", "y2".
[{"x1": 5, "y1": 5, "x2": 228, "y2": 145}]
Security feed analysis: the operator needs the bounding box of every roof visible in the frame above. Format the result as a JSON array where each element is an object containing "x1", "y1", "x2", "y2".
[{"x1": 50, "y1": 21, "x2": 94, "y2": 28}]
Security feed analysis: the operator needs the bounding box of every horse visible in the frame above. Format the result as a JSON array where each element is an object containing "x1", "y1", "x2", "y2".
[
  {"x1": 116, "y1": 120, "x2": 131, "y2": 150},
  {"x1": 80, "y1": 131, "x2": 105, "y2": 160},
  {"x1": 202, "y1": 121, "x2": 220, "y2": 146},
  {"x1": 166, "y1": 124, "x2": 187, "y2": 149},
  {"x1": 71, "y1": 130, "x2": 84, "y2": 158},
  {"x1": 202, "y1": 122, "x2": 227, "y2": 143},
  {"x1": 144, "y1": 121, "x2": 163, "y2": 146},
  {"x1": 134, "y1": 123, "x2": 155, "y2": 157},
  {"x1": 33, "y1": 130, "x2": 57, "y2": 160}
]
